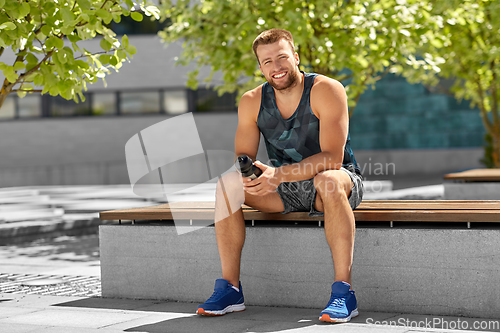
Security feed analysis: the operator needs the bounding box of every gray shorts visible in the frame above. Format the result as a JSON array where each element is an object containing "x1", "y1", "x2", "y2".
[{"x1": 276, "y1": 167, "x2": 364, "y2": 217}]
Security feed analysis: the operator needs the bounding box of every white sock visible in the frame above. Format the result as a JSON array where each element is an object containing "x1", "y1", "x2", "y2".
[{"x1": 231, "y1": 286, "x2": 240, "y2": 292}]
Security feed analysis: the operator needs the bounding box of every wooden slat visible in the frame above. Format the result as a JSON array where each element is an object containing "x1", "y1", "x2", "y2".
[
  {"x1": 166, "y1": 200, "x2": 500, "y2": 210},
  {"x1": 358, "y1": 200, "x2": 500, "y2": 210},
  {"x1": 100, "y1": 204, "x2": 500, "y2": 223},
  {"x1": 444, "y1": 169, "x2": 500, "y2": 182},
  {"x1": 354, "y1": 210, "x2": 500, "y2": 222},
  {"x1": 101, "y1": 200, "x2": 500, "y2": 213}
]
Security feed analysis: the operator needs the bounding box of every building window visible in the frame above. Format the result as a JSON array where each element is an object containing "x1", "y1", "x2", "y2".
[
  {"x1": 92, "y1": 93, "x2": 117, "y2": 115},
  {"x1": 163, "y1": 90, "x2": 188, "y2": 114},
  {"x1": 0, "y1": 95, "x2": 16, "y2": 119},
  {"x1": 50, "y1": 94, "x2": 91, "y2": 117},
  {"x1": 195, "y1": 88, "x2": 238, "y2": 112},
  {"x1": 108, "y1": 16, "x2": 171, "y2": 35},
  {"x1": 120, "y1": 91, "x2": 160, "y2": 114},
  {"x1": 18, "y1": 94, "x2": 42, "y2": 118}
]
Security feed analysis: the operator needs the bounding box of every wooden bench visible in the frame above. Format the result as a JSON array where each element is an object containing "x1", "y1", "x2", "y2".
[
  {"x1": 444, "y1": 169, "x2": 500, "y2": 200},
  {"x1": 98, "y1": 199, "x2": 500, "y2": 319},
  {"x1": 100, "y1": 200, "x2": 500, "y2": 228}
]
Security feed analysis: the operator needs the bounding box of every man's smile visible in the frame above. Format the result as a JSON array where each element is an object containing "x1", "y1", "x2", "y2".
[{"x1": 272, "y1": 71, "x2": 287, "y2": 79}]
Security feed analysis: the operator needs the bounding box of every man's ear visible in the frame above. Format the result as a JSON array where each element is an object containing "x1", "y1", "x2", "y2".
[{"x1": 295, "y1": 52, "x2": 300, "y2": 65}]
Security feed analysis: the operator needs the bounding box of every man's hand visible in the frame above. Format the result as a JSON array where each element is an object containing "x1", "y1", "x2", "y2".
[{"x1": 242, "y1": 161, "x2": 281, "y2": 196}]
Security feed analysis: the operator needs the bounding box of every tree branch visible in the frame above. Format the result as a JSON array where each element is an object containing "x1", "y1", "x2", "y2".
[
  {"x1": 10, "y1": 50, "x2": 55, "y2": 93},
  {"x1": 11, "y1": 89, "x2": 44, "y2": 93},
  {"x1": 373, "y1": 65, "x2": 392, "y2": 82},
  {"x1": 475, "y1": 75, "x2": 494, "y2": 135},
  {"x1": 490, "y1": 59, "x2": 499, "y2": 127},
  {"x1": 348, "y1": 91, "x2": 363, "y2": 118},
  {"x1": 74, "y1": 48, "x2": 119, "y2": 60}
]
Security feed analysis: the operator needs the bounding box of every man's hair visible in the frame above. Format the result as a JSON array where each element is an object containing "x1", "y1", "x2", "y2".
[{"x1": 252, "y1": 29, "x2": 295, "y2": 63}]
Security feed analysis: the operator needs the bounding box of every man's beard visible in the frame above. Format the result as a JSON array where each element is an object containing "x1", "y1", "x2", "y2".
[{"x1": 268, "y1": 69, "x2": 299, "y2": 91}]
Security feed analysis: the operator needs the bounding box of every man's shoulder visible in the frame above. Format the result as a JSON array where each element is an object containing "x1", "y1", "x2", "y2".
[
  {"x1": 311, "y1": 74, "x2": 345, "y2": 92},
  {"x1": 239, "y1": 84, "x2": 264, "y2": 110},
  {"x1": 238, "y1": 84, "x2": 265, "y2": 121},
  {"x1": 241, "y1": 84, "x2": 264, "y2": 101},
  {"x1": 309, "y1": 74, "x2": 348, "y2": 118}
]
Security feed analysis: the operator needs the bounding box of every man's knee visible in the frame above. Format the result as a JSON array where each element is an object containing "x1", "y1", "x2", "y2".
[
  {"x1": 216, "y1": 171, "x2": 245, "y2": 202},
  {"x1": 314, "y1": 170, "x2": 351, "y2": 202}
]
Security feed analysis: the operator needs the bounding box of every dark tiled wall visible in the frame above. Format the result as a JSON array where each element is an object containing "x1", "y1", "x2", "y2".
[{"x1": 349, "y1": 74, "x2": 485, "y2": 150}]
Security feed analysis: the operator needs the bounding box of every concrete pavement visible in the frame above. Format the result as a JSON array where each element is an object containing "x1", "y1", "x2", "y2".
[
  {"x1": 2, "y1": 293, "x2": 500, "y2": 333},
  {"x1": 1, "y1": 233, "x2": 500, "y2": 332},
  {"x1": 1, "y1": 185, "x2": 499, "y2": 332}
]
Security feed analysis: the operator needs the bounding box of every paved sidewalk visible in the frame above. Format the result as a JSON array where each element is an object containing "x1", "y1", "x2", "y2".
[
  {"x1": 1, "y1": 293, "x2": 500, "y2": 333},
  {"x1": 1, "y1": 185, "x2": 498, "y2": 333},
  {"x1": 1, "y1": 235, "x2": 500, "y2": 333}
]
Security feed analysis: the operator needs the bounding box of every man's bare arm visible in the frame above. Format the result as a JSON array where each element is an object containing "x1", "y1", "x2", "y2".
[{"x1": 234, "y1": 88, "x2": 262, "y2": 162}]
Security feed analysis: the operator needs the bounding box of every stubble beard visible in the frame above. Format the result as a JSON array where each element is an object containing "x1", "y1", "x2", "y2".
[{"x1": 268, "y1": 68, "x2": 299, "y2": 91}]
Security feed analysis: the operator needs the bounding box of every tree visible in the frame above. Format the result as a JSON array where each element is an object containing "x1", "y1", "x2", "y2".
[
  {"x1": 0, "y1": 0, "x2": 160, "y2": 109},
  {"x1": 402, "y1": 0, "x2": 500, "y2": 167},
  {"x1": 159, "y1": 0, "x2": 436, "y2": 116}
]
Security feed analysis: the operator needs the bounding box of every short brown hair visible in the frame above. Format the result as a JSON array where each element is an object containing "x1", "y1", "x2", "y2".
[{"x1": 252, "y1": 29, "x2": 295, "y2": 63}]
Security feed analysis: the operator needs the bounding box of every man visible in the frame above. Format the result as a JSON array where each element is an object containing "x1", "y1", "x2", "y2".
[{"x1": 197, "y1": 29, "x2": 363, "y2": 323}]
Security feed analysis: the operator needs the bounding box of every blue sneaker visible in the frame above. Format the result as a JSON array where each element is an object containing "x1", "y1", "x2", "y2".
[
  {"x1": 197, "y1": 279, "x2": 245, "y2": 316},
  {"x1": 319, "y1": 281, "x2": 359, "y2": 323}
]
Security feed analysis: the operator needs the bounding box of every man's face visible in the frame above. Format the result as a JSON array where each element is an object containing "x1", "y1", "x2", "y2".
[{"x1": 256, "y1": 39, "x2": 300, "y2": 91}]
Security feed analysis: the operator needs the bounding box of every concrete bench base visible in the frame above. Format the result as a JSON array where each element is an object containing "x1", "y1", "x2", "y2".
[
  {"x1": 100, "y1": 224, "x2": 500, "y2": 318},
  {"x1": 444, "y1": 182, "x2": 500, "y2": 200}
]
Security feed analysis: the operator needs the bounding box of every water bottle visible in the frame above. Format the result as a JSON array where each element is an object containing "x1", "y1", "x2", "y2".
[{"x1": 237, "y1": 155, "x2": 262, "y2": 179}]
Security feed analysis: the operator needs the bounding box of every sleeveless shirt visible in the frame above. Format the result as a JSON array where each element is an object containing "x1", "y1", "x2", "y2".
[{"x1": 256, "y1": 71, "x2": 361, "y2": 176}]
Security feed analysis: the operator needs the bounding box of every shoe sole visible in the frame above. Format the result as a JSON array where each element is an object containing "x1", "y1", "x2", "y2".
[
  {"x1": 197, "y1": 303, "x2": 246, "y2": 316},
  {"x1": 319, "y1": 308, "x2": 359, "y2": 323}
]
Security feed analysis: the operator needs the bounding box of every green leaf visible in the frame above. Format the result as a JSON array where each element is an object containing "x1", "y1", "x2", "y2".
[
  {"x1": 109, "y1": 55, "x2": 118, "y2": 66},
  {"x1": 112, "y1": 14, "x2": 121, "y2": 24},
  {"x1": 121, "y1": 35, "x2": 129, "y2": 48},
  {"x1": 99, "y1": 54, "x2": 111, "y2": 64},
  {"x1": 18, "y1": 2, "x2": 31, "y2": 18},
  {"x1": 3, "y1": 66, "x2": 19, "y2": 83},
  {"x1": 0, "y1": 22, "x2": 16, "y2": 30},
  {"x1": 117, "y1": 49, "x2": 127, "y2": 60},
  {"x1": 75, "y1": 60, "x2": 90, "y2": 69},
  {"x1": 76, "y1": 0, "x2": 91, "y2": 11},
  {"x1": 68, "y1": 33, "x2": 82, "y2": 43},
  {"x1": 131, "y1": 12, "x2": 143, "y2": 22},
  {"x1": 34, "y1": 73, "x2": 45, "y2": 86},
  {"x1": 22, "y1": 83, "x2": 34, "y2": 91},
  {"x1": 26, "y1": 53, "x2": 38, "y2": 64},
  {"x1": 41, "y1": 25, "x2": 52, "y2": 36},
  {"x1": 125, "y1": 44, "x2": 137, "y2": 55},
  {"x1": 430, "y1": 39, "x2": 443, "y2": 48},
  {"x1": 0, "y1": 0, "x2": 5, "y2": 8},
  {"x1": 17, "y1": 90, "x2": 27, "y2": 98},
  {"x1": 97, "y1": 9, "x2": 111, "y2": 20},
  {"x1": 13, "y1": 61, "x2": 25, "y2": 71},
  {"x1": 124, "y1": 0, "x2": 134, "y2": 9},
  {"x1": 100, "y1": 38, "x2": 112, "y2": 51},
  {"x1": 49, "y1": 86, "x2": 59, "y2": 96},
  {"x1": 47, "y1": 36, "x2": 64, "y2": 50}
]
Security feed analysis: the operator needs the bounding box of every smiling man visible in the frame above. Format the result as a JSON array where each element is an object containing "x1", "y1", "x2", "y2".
[{"x1": 196, "y1": 29, "x2": 364, "y2": 323}]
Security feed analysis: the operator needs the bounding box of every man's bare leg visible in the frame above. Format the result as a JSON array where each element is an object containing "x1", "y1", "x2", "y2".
[
  {"x1": 214, "y1": 171, "x2": 284, "y2": 287},
  {"x1": 313, "y1": 170, "x2": 355, "y2": 285}
]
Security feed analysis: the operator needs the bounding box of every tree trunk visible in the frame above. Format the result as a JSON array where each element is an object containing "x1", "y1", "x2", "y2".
[
  {"x1": 492, "y1": 130, "x2": 500, "y2": 168},
  {"x1": 0, "y1": 92, "x2": 8, "y2": 110}
]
